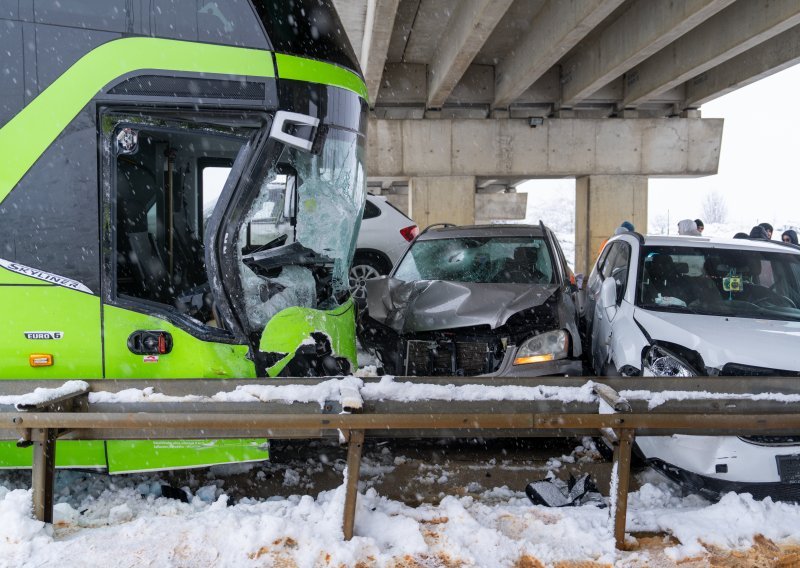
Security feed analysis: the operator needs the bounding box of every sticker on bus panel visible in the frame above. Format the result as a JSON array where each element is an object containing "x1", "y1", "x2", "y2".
[
  {"x1": 0, "y1": 258, "x2": 93, "y2": 294},
  {"x1": 24, "y1": 332, "x2": 64, "y2": 340}
]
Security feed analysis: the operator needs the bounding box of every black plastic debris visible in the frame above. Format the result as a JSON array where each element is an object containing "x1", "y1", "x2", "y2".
[
  {"x1": 160, "y1": 485, "x2": 190, "y2": 503},
  {"x1": 525, "y1": 474, "x2": 606, "y2": 508}
]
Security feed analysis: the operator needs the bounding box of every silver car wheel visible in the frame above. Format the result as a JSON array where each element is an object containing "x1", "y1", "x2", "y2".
[{"x1": 349, "y1": 263, "x2": 381, "y2": 301}]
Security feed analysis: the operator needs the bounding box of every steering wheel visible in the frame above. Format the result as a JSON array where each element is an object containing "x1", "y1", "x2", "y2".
[{"x1": 753, "y1": 294, "x2": 797, "y2": 309}]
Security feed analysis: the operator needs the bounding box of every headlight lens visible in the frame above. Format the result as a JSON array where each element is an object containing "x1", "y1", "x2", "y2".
[
  {"x1": 513, "y1": 330, "x2": 569, "y2": 365},
  {"x1": 642, "y1": 345, "x2": 696, "y2": 377}
]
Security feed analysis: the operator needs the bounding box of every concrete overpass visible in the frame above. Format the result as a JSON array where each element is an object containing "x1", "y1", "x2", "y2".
[{"x1": 332, "y1": 0, "x2": 800, "y2": 272}]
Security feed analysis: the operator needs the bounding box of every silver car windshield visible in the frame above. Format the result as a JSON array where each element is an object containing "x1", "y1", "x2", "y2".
[
  {"x1": 394, "y1": 236, "x2": 554, "y2": 284},
  {"x1": 637, "y1": 245, "x2": 800, "y2": 321}
]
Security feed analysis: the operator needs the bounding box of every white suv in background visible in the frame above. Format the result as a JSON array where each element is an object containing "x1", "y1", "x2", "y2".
[
  {"x1": 582, "y1": 233, "x2": 800, "y2": 499},
  {"x1": 350, "y1": 194, "x2": 418, "y2": 303}
]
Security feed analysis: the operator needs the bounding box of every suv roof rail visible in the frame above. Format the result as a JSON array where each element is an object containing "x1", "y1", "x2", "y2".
[{"x1": 420, "y1": 222, "x2": 457, "y2": 235}]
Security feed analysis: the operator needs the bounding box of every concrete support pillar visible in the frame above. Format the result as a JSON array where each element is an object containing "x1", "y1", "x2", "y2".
[
  {"x1": 409, "y1": 176, "x2": 476, "y2": 228},
  {"x1": 575, "y1": 175, "x2": 648, "y2": 275}
]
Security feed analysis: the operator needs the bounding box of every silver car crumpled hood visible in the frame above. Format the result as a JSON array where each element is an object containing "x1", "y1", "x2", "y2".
[{"x1": 365, "y1": 277, "x2": 559, "y2": 333}]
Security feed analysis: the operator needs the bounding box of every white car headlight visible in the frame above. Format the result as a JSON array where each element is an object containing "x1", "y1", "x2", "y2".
[
  {"x1": 642, "y1": 345, "x2": 696, "y2": 377},
  {"x1": 513, "y1": 330, "x2": 569, "y2": 365}
]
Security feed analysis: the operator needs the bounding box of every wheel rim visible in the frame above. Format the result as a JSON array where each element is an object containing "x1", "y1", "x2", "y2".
[{"x1": 349, "y1": 264, "x2": 381, "y2": 300}]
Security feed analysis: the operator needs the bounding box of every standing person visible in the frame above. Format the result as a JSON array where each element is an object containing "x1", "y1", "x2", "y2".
[
  {"x1": 677, "y1": 219, "x2": 701, "y2": 236},
  {"x1": 781, "y1": 229, "x2": 799, "y2": 244},
  {"x1": 759, "y1": 222, "x2": 774, "y2": 239},
  {"x1": 597, "y1": 221, "x2": 635, "y2": 256},
  {"x1": 694, "y1": 219, "x2": 704, "y2": 234},
  {"x1": 749, "y1": 225, "x2": 770, "y2": 240}
]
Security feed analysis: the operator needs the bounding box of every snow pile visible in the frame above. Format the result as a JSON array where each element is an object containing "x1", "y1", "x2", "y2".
[
  {"x1": 620, "y1": 388, "x2": 800, "y2": 410},
  {"x1": 3, "y1": 470, "x2": 799, "y2": 566},
  {"x1": 628, "y1": 481, "x2": 800, "y2": 560},
  {"x1": 0, "y1": 380, "x2": 88, "y2": 409},
  {"x1": 360, "y1": 375, "x2": 598, "y2": 403},
  {"x1": 0, "y1": 487, "x2": 53, "y2": 566},
  {"x1": 213, "y1": 376, "x2": 365, "y2": 409},
  {"x1": 87, "y1": 376, "x2": 368, "y2": 410},
  {"x1": 89, "y1": 387, "x2": 207, "y2": 404}
]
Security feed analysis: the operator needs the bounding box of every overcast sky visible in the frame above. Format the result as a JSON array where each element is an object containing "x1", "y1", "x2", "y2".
[{"x1": 520, "y1": 62, "x2": 800, "y2": 231}]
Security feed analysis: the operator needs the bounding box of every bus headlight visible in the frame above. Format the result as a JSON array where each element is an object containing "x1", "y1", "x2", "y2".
[
  {"x1": 514, "y1": 330, "x2": 569, "y2": 365},
  {"x1": 643, "y1": 345, "x2": 696, "y2": 377}
]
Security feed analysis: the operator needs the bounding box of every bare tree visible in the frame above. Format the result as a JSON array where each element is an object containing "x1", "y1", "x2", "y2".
[
  {"x1": 650, "y1": 213, "x2": 669, "y2": 235},
  {"x1": 702, "y1": 191, "x2": 728, "y2": 224}
]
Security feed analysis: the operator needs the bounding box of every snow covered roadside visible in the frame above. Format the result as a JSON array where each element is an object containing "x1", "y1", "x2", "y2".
[{"x1": 2, "y1": 470, "x2": 800, "y2": 567}]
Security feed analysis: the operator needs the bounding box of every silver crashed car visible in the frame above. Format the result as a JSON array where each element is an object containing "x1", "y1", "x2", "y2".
[{"x1": 357, "y1": 224, "x2": 584, "y2": 377}]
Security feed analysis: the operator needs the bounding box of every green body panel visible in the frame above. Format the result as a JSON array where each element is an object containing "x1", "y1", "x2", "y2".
[
  {"x1": 261, "y1": 299, "x2": 358, "y2": 376},
  {"x1": 275, "y1": 53, "x2": 368, "y2": 99},
  {"x1": 0, "y1": 282, "x2": 102, "y2": 379},
  {"x1": 102, "y1": 305, "x2": 264, "y2": 473},
  {"x1": 0, "y1": 441, "x2": 106, "y2": 469},
  {"x1": 102, "y1": 305, "x2": 256, "y2": 379},
  {"x1": 106, "y1": 439, "x2": 269, "y2": 474}
]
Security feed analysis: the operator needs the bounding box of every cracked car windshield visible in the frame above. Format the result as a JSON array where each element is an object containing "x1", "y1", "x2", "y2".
[
  {"x1": 637, "y1": 246, "x2": 800, "y2": 320},
  {"x1": 394, "y1": 236, "x2": 554, "y2": 284}
]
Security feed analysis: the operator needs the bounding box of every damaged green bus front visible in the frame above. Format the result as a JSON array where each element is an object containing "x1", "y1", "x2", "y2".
[{"x1": 0, "y1": 0, "x2": 367, "y2": 472}]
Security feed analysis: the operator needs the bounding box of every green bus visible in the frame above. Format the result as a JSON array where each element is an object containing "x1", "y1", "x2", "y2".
[{"x1": 0, "y1": 0, "x2": 367, "y2": 472}]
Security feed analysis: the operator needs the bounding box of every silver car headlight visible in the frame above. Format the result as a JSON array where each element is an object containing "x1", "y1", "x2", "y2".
[
  {"x1": 642, "y1": 345, "x2": 696, "y2": 377},
  {"x1": 513, "y1": 330, "x2": 569, "y2": 365}
]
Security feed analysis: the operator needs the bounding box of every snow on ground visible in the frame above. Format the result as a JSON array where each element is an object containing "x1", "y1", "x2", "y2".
[{"x1": 2, "y1": 464, "x2": 800, "y2": 567}]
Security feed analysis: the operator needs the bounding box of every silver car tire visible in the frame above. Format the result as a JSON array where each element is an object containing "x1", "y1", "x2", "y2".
[{"x1": 349, "y1": 257, "x2": 385, "y2": 305}]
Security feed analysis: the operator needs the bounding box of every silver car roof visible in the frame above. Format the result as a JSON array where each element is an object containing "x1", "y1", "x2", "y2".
[{"x1": 415, "y1": 224, "x2": 548, "y2": 241}]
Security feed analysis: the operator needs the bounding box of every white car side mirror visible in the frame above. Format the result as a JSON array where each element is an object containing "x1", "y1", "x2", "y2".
[{"x1": 600, "y1": 277, "x2": 618, "y2": 321}]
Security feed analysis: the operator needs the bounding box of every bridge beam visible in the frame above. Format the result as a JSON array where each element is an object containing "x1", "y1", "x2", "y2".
[
  {"x1": 361, "y1": 0, "x2": 401, "y2": 106},
  {"x1": 367, "y1": 117, "x2": 723, "y2": 178},
  {"x1": 492, "y1": 0, "x2": 624, "y2": 109},
  {"x1": 624, "y1": 0, "x2": 800, "y2": 106},
  {"x1": 560, "y1": 0, "x2": 733, "y2": 106},
  {"x1": 427, "y1": 0, "x2": 513, "y2": 109},
  {"x1": 685, "y1": 24, "x2": 800, "y2": 108}
]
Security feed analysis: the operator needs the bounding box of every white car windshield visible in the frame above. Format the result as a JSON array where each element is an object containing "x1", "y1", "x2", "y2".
[
  {"x1": 637, "y1": 245, "x2": 800, "y2": 321},
  {"x1": 394, "y1": 236, "x2": 554, "y2": 284}
]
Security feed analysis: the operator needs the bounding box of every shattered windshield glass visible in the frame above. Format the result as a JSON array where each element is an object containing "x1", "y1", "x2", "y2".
[
  {"x1": 237, "y1": 127, "x2": 366, "y2": 332},
  {"x1": 394, "y1": 236, "x2": 554, "y2": 284},
  {"x1": 637, "y1": 245, "x2": 800, "y2": 321}
]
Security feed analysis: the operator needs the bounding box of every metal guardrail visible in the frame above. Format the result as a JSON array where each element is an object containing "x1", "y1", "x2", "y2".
[{"x1": 2, "y1": 376, "x2": 800, "y2": 549}]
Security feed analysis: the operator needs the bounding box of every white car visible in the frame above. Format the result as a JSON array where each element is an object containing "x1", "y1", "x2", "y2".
[
  {"x1": 582, "y1": 233, "x2": 800, "y2": 499},
  {"x1": 350, "y1": 194, "x2": 418, "y2": 303}
]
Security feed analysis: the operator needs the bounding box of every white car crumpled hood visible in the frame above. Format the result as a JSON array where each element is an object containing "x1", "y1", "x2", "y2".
[{"x1": 633, "y1": 308, "x2": 800, "y2": 372}]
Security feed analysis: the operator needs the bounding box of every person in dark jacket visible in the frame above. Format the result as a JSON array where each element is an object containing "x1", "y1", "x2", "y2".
[
  {"x1": 758, "y1": 222, "x2": 774, "y2": 239},
  {"x1": 733, "y1": 232, "x2": 749, "y2": 239},
  {"x1": 749, "y1": 225, "x2": 770, "y2": 240},
  {"x1": 781, "y1": 229, "x2": 799, "y2": 245}
]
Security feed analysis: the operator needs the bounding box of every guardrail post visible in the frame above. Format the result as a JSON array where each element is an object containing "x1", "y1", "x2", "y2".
[
  {"x1": 611, "y1": 428, "x2": 635, "y2": 549},
  {"x1": 31, "y1": 428, "x2": 57, "y2": 523},
  {"x1": 343, "y1": 429, "x2": 365, "y2": 540}
]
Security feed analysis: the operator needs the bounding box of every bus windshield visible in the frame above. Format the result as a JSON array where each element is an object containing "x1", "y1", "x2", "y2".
[{"x1": 237, "y1": 127, "x2": 366, "y2": 332}]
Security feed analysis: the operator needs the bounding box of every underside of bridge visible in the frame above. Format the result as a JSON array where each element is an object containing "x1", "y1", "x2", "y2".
[{"x1": 333, "y1": 0, "x2": 800, "y2": 272}]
